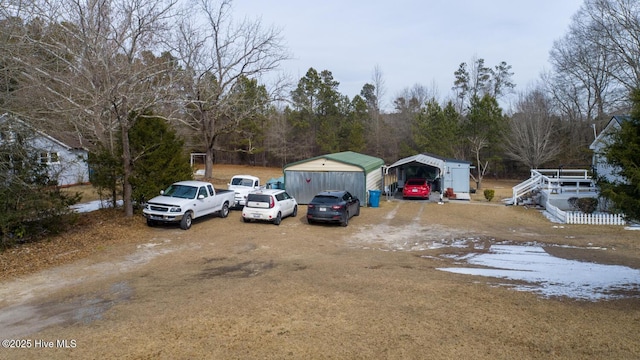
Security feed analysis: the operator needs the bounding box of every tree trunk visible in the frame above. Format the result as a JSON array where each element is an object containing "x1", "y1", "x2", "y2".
[
  {"x1": 120, "y1": 115, "x2": 134, "y2": 217},
  {"x1": 205, "y1": 147, "x2": 214, "y2": 179},
  {"x1": 475, "y1": 147, "x2": 483, "y2": 190}
]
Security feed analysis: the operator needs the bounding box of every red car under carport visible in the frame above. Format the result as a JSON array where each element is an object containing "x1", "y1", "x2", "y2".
[{"x1": 402, "y1": 178, "x2": 431, "y2": 199}]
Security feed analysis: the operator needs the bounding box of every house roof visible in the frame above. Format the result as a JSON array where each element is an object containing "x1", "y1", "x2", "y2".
[
  {"x1": 387, "y1": 152, "x2": 471, "y2": 172},
  {"x1": 284, "y1": 151, "x2": 384, "y2": 174},
  {"x1": 589, "y1": 115, "x2": 631, "y2": 150},
  {"x1": 0, "y1": 113, "x2": 87, "y2": 150}
]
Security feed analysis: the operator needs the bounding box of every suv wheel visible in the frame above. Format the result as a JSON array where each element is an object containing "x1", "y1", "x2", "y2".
[
  {"x1": 341, "y1": 212, "x2": 349, "y2": 227},
  {"x1": 273, "y1": 212, "x2": 282, "y2": 225},
  {"x1": 292, "y1": 205, "x2": 298, "y2": 217}
]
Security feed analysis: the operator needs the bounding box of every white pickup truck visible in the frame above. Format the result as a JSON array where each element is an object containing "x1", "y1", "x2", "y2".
[
  {"x1": 143, "y1": 180, "x2": 235, "y2": 230},
  {"x1": 228, "y1": 175, "x2": 264, "y2": 208}
]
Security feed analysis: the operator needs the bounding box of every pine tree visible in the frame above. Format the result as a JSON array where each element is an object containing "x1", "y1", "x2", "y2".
[
  {"x1": 598, "y1": 89, "x2": 640, "y2": 222},
  {"x1": 412, "y1": 99, "x2": 461, "y2": 158},
  {"x1": 128, "y1": 113, "x2": 193, "y2": 206}
]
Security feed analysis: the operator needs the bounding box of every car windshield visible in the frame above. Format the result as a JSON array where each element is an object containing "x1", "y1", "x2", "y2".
[
  {"x1": 311, "y1": 195, "x2": 340, "y2": 204},
  {"x1": 231, "y1": 178, "x2": 254, "y2": 187},
  {"x1": 163, "y1": 185, "x2": 197, "y2": 199}
]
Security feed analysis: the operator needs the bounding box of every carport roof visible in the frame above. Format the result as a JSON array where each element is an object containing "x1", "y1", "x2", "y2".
[
  {"x1": 387, "y1": 153, "x2": 470, "y2": 172},
  {"x1": 284, "y1": 151, "x2": 384, "y2": 174}
]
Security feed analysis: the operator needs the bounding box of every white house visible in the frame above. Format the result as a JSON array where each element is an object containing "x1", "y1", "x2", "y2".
[
  {"x1": 0, "y1": 114, "x2": 89, "y2": 186},
  {"x1": 589, "y1": 115, "x2": 630, "y2": 184},
  {"x1": 506, "y1": 115, "x2": 632, "y2": 225}
]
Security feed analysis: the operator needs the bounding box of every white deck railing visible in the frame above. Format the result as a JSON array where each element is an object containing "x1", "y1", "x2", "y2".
[
  {"x1": 514, "y1": 169, "x2": 626, "y2": 225},
  {"x1": 511, "y1": 169, "x2": 596, "y2": 204},
  {"x1": 511, "y1": 172, "x2": 542, "y2": 204},
  {"x1": 534, "y1": 169, "x2": 596, "y2": 194}
]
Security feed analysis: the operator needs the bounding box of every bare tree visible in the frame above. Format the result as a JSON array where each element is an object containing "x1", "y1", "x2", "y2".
[
  {"x1": 263, "y1": 108, "x2": 292, "y2": 167},
  {"x1": 389, "y1": 84, "x2": 434, "y2": 157},
  {"x1": 583, "y1": 0, "x2": 640, "y2": 91},
  {"x1": 173, "y1": 0, "x2": 288, "y2": 178},
  {"x1": 505, "y1": 88, "x2": 563, "y2": 169},
  {"x1": 371, "y1": 65, "x2": 386, "y2": 110},
  {"x1": 467, "y1": 135, "x2": 489, "y2": 190},
  {"x1": 548, "y1": 0, "x2": 640, "y2": 122},
  {"x1": 549, "y1": 4, "x2": 622, "y2": 123},
  {"x1": 360, "y1": 65, "x2": 387, "y2": 158},
  {"x1": 546, "y1": 0, "x2": 640, "y2": 165},
  {"x1": 3, "y1": 0, "x2": 179, "y2": 217}
]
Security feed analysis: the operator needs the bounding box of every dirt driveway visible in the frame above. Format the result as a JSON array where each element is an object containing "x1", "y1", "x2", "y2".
[{"x1": 1, "y1": 166, "x2": 639, "y2": 359}]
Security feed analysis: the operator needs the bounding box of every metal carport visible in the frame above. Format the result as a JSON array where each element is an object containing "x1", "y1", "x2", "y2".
[{"x1": 385, "y1": 153, "x2": 471, "y2": 199}]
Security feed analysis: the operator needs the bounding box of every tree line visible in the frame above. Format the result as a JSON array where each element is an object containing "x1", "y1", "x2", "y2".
[{"x1": 1, "y1": 0, "x2": 639, "y2": 229}]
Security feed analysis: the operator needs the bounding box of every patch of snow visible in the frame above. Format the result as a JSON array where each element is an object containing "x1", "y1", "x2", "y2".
[
  {"x1": 71, "y1": 199, "x2": 123, "y2": 213},
  {"x1": 350, "y1": 203, "x2": 639, "y2": 301},
  {"x1": 438, "y1": 244, "x2": 640, "y2": 301}
]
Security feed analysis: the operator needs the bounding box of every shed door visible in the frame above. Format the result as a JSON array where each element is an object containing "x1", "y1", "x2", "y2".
[{"x1": 449, "y1": 167, "x2": 469, "y2": 193}]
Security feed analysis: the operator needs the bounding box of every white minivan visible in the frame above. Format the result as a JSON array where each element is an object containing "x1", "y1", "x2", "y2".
[{"x1": 241, "y1": 189, "x2": 298, "y2": 225}]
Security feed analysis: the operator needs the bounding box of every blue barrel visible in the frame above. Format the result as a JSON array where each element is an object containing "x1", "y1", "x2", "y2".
[{"x1": 368, "y1": 190, "x2": 381, "y2": 208}]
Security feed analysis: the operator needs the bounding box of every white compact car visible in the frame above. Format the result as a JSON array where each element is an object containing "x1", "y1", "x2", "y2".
[{"x1": 241, "y1": 189, "x2": 298, "y2": 225}]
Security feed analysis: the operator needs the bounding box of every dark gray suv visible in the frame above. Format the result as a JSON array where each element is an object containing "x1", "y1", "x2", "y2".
[{"x1": 306, "y1": 190, "x2": 360, "y2": 226}]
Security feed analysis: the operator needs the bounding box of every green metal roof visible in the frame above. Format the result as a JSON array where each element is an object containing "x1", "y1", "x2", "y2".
[{"x1": 284, "y1": 151, "x2": 384, "y2": 174}]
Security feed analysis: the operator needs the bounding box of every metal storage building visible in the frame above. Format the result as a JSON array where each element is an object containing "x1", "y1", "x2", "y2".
[
  {"x1": 284, "y1": 151, "x2": 385, "y2": 205},
  {"x1": 386, "y1": 153, "x2": 471, "y2": 200}
]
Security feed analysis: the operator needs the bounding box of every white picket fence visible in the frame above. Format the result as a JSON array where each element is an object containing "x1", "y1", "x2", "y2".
[
  {"x1": 566, "y1": 211, "x2": 626, "y2": 225},
  {"x1": 545, "y1": 202, "x2": 626, "y2": 225}
]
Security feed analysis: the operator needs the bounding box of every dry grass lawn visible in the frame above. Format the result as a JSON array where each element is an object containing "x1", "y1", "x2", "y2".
[{"x1": 1, "y1": 164, "x2": 639, "y2": 359}]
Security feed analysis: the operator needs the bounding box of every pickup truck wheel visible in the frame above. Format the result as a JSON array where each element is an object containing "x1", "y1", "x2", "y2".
[
  {"x1": 146, "y1": 218, "x2": 156, "y2": 227},
  {"x1": 220, "y1": 203, "x2": 230, "y2": 218},
  {"x1": 292, "y1": 205, "x2": 298, "y2": 217},
  {"x1": 180, "y1": 212, "x2": 193, "y2": 230},
  {"x1": 273, "y1": 212, "x2": 282, "y2": 225}
]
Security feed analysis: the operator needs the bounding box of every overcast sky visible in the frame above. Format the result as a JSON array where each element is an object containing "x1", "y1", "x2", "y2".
[{"x1": 232, "y1": 0, "x2": 585, "y2": 110}]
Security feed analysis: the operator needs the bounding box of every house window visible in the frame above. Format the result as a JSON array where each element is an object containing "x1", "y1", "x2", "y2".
[
  {"x1": 0, "y1": 130, "x2": 16, "y2": 142},
  {"x1": 39, "y1": 151, "x2": 60, "y2": 164}
]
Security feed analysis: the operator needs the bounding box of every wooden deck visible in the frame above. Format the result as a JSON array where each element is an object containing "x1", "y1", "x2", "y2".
[{"x1": 510, "y1": 169, "x2": 597, "y2": 207}]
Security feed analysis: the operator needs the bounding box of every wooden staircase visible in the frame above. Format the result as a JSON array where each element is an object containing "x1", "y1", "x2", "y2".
[{"x1": 508, "y1": 172, "x2": 543, "y2": 205}]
